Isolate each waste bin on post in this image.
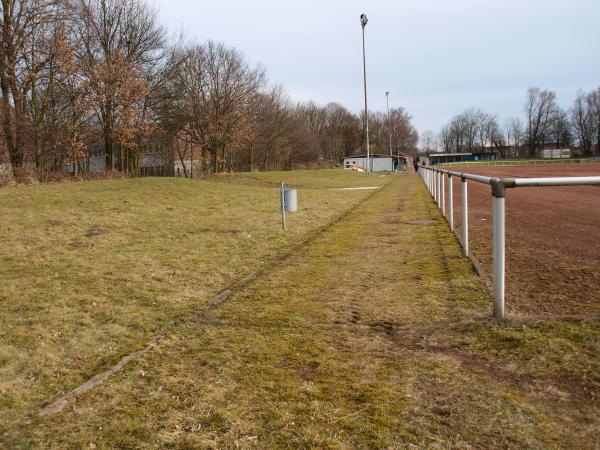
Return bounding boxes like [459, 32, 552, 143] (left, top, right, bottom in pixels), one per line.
[284, 189, 297, 212]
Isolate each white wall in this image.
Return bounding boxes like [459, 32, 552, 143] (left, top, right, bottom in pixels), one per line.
[343, 157, 394, 172]
[371, 158, 394, 172]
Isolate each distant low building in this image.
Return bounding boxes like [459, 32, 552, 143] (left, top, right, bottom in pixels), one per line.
[429, 152, 499, 165]
[538, 149, 572, 159]
[342, 154, 407, 172]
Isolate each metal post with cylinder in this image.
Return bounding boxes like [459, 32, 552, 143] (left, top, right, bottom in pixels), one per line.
[280, 181, 297, 230]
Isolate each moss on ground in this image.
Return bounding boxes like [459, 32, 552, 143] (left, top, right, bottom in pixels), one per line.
[3, 172, 598, 448]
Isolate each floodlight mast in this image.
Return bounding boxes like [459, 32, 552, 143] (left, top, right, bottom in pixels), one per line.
[361, 13, 370, 175]
[386, 91, 392, 157]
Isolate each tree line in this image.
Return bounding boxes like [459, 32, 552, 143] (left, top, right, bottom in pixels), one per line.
[0, 0, 419, 181]
[422, 87, 600, 158]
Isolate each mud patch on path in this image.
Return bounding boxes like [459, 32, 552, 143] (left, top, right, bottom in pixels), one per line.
[403, 219, 436, 225]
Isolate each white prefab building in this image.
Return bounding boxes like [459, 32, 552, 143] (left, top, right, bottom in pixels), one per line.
[539, 149, 571, 159]
[343, 154, 407, 172]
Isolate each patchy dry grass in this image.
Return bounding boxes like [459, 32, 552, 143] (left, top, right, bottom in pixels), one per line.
[0, 171, 390, 436]
[4, 172, 598, 448]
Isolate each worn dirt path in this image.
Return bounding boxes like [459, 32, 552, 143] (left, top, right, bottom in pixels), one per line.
[7, 173, 599, 448]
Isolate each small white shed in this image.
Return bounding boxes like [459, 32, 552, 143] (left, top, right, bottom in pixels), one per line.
[342, 154, 406, 172]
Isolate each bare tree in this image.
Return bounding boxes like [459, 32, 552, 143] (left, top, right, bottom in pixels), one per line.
[1, 0, 61, 177]
[548, 106, 573, 150]
[52, 20, 97, 176]
[420, 129, 436, 156]
[296, 100, 327, 158]
[525, 87, 557, 157]
[462, 108, 479, 150]
[323, 102, 356, 162]
[476, 111, 502, 150]
[76, 0, 166, 171]
[571, 90, 595, 156]
[21, 0, 69, 173]
[439, 124, 452, 153]
[504, 117, 524, 158]
[587, 88, 600, 156]
[385, 107, 418, 156]
[256, 85, 292, 171]
[200, 41, 265, 173]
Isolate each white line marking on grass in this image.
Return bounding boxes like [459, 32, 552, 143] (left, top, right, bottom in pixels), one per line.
[328, 186, 381, 191]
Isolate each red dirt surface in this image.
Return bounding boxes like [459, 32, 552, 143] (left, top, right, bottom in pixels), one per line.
[446, 163, 600, 317]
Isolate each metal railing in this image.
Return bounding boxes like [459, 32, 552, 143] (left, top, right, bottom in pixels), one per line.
[418, 165, 600, 319]
[439, 158, 597, 168]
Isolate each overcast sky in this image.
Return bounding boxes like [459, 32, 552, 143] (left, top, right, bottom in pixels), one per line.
[153, 0, 600, 138]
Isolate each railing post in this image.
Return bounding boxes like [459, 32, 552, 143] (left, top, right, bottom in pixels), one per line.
[429, 170, 432, 195]
[436, 171, 439, 200]
[427, 170, 430, 193]
[461, 176, 468, 257]
[492, 179, 506, 319]
[430, 170, 433, 196]
[433, 170, 437, 201]
[441, 172, 445, 215]
[429, 169, 435, 198]
[438, 171, 442, 209]
[448, 174, 454, 231]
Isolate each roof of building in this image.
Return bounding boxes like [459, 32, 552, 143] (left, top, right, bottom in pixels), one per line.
[430, 153, 472, 157]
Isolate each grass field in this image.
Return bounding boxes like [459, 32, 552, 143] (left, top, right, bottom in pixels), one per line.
[1, 170, 599, 448]
[0, 170, 392, 437]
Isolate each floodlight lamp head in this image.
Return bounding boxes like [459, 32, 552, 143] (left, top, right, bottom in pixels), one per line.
[360, 14, 368, 28]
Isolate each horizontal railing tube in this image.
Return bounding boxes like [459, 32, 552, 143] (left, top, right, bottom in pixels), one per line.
[513, 176, 600, 187]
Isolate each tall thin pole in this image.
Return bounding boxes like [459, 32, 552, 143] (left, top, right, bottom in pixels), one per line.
[361, 15, 370, 175]
[386, 91, 392, 156]
[280, 181, 287, 231]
